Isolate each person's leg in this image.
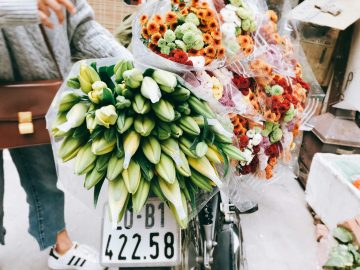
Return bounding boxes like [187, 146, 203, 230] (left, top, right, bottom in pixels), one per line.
[9, 144, 71, 252]
[0, 150, 6, 245]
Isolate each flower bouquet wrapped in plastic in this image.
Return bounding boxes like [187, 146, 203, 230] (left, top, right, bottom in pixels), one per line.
[132, 0, 226, 73]
[47, 58, 249, 228]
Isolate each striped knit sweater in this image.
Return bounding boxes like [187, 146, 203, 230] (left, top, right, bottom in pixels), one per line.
[0, 0, 133, 82]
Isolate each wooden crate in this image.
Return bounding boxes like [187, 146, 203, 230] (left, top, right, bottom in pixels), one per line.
[88, 0, 139, 32]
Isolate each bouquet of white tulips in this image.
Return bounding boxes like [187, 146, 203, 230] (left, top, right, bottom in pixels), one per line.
[48, 59, 246, 228]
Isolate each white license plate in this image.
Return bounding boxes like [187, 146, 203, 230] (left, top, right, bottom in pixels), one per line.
[101, 198, 181, 267]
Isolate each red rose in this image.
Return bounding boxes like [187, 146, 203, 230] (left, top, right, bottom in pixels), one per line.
[241, 88, 250, 96]
[240, 165, 251, 175]
[239, 135, 249, 148]
[249, 155, 259, 173]
[253, 145, 261, 154]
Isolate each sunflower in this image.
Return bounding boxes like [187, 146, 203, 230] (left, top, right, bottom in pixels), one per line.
[165, 11, 178, 24]
[203, 33, 213, 44]
[217, 47, 225, 58]
[141, 27, 150, 39]
[205, 46, 216, 58]
[152, 14, 163, 23]
[151, 33, 162, 45]
[147, 21, 160, 35]
[159, 23, 167, 35]
[140, 14, 148, 25]
[211, 31, 221, 40]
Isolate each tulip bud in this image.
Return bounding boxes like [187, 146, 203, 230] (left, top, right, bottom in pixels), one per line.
[58, 92, 81, 112]
[95, 105, 118, 128]
[141, 77, 162, 103]
[152, 70, 177, 92]
[74, 143, 97, 175]
[117, 113, 134, 134]
[92, 81, 107, 92]
[58, 136, 83, 162]
[115, 96, 131, 110]
[92, 131, 117, 155]
[152, 99, 175, 122]
[86, 114, 97, 133]
[123, 68, 143, 89]
[57, 103, 89, 133]
[51, 113, 67, 138]
[133, 94, 151, 114]
[134, 115, 155, 137]
[79, 63, 100, 94]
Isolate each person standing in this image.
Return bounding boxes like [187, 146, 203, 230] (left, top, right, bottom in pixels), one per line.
[0, 0, 132, 269]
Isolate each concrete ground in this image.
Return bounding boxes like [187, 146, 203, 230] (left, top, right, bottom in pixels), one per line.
[0, 150, 319, 270]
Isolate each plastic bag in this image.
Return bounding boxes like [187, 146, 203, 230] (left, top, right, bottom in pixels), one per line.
[132, 0, 226, 74]
[46, 57, 235, 223]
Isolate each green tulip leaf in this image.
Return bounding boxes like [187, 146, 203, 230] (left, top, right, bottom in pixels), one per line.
[93, 178, 105, 208]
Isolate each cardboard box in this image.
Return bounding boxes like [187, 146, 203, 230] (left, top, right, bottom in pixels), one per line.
[306, 153, 360, 229]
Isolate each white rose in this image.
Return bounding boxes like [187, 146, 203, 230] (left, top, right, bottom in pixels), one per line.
[251, 133, 262, 146]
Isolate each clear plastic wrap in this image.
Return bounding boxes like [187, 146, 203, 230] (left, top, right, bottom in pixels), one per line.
[46, 57, 238, 224]
[131, 0, 226, 74]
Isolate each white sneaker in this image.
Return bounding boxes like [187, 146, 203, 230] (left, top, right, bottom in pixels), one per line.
[48, 242, 104, 270]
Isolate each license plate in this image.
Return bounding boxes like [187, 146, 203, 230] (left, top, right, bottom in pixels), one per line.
[101, 198, 181, 267]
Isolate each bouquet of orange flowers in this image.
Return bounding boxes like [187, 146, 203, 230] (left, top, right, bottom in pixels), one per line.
[135, 0, 225, 70]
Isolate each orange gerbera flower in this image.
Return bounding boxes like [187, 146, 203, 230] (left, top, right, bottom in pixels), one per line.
[205, 56, 213, 65]
[140, 14, 148, 25]
[195, 48, 206, 57]
[147, 21, 160, 35]
[165, 11, 178, 24]
[179, 2, 186, 9]
[242, 46, 253, 56]
[199, 23, 210, 32]
[203, 33, 213, 44]
[181, 8, 189, 16]
[159, 23, 167, 35]
[212, 38, 222, 48]
[211, 31, 221, 40]
[172, 0, 180, 4]
[169, 22, 178, 30]
[197, 10, 206, 19]
[191, 0, 200, 7]
[200, 2, 209, 8]
[151, 33, 162, 45]
[267, 10, 278, 23]
[205, 9, 214, 19]
[205, 46, 216, 58]
[141, 27, 150, 39]
[148, 43, 157, 51]
[217, 47, 225, 58]
[152, 14, 163, 23]
[208, 20, 218, 31]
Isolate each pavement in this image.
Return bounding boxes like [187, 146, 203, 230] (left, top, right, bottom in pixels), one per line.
[0, 150, 319, 270]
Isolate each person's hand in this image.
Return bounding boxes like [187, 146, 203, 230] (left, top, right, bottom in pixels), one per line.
[38, 0, 76, 29]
